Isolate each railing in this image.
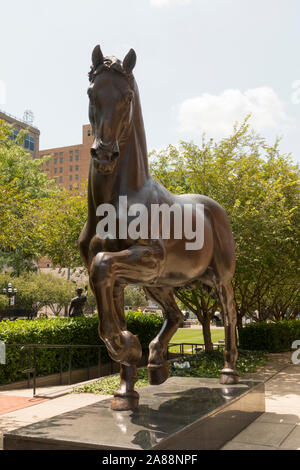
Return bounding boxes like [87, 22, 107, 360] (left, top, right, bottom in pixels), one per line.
[167, 342, 224, 358]
[19, 344, 105, 397]
[2, 341, 225, 397]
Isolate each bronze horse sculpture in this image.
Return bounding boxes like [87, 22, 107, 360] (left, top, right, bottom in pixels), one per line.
[78, 45, 238, 411]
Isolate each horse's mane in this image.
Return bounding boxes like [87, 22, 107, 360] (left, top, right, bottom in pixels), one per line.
[88, 56, 134, 86]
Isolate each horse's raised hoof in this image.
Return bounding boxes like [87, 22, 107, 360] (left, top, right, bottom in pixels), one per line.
[220, 368, 239, 385]
[148, 362, 169, 385]
[104, 331, 142, 366]
[111, 391, 139, 411]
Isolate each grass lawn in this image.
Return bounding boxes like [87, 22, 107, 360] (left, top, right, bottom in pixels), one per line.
[170, 328, 225, 345]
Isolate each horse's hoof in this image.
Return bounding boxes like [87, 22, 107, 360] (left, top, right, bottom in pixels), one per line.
[148, 362, 169, 385]
[220, 368, 239, 385]
[105, 331, 142, 366]
[111, 392, 139, 411]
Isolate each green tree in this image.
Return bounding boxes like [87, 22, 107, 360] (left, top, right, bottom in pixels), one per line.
[150, 119, 299, 347]
[0, 272, 75, 316]
[124, 286, 147, 309]
[0, 120, 59, 274]
[0, 295, 7, 311]
[38, 184, 87, 268]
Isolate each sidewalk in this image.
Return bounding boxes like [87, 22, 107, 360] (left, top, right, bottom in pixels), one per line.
[222, 353, 300, 450]
[0, 392, 109, 450]
[0, 352, 299, 450]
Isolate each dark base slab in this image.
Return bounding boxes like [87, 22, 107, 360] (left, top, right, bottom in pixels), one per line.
[3, 377, 265, 450]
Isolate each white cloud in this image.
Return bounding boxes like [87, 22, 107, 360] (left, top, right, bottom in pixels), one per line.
[177, 87, 293, 136]
[150, 0, 191, 8]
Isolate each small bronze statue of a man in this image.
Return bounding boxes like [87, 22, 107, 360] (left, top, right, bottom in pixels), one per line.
[69, 286, 88, 317]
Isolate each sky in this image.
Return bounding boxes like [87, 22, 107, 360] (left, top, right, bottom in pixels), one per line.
[1, 0, 300, 163]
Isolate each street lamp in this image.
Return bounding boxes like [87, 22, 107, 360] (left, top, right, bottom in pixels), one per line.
[3, 283, 18, 307]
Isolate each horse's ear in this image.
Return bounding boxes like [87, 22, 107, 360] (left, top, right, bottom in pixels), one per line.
[92, 45, 104, 69]
[123, 49, 136, 74]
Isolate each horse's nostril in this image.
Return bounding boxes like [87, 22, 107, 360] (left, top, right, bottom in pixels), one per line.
[91, 148, 97, 158]
[111, 152, 119, 161]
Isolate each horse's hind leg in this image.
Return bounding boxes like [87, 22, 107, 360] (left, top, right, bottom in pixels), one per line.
[216, 280, 239, 384]
[144, 287, 183, 385]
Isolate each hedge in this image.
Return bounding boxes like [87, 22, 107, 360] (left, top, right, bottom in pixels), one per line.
[239, 319, 300, 353]
[0, 311, 163, 385]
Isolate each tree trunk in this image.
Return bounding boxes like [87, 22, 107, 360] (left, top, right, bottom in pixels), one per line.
[202, 312, 214, 351]
[237, 314, 243, 331]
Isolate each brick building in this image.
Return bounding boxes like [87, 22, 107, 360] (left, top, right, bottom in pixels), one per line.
[39, 124, 93, 190]
[0, 109, 40, 159]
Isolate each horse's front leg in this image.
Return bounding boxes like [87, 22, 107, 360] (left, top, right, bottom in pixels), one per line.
[78, 221, 95, 270]
[111, 285, 139, 411]
[89, 243, 164, 410]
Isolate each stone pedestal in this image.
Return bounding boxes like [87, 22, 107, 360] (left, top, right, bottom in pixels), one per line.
[3, 377, 265, 450]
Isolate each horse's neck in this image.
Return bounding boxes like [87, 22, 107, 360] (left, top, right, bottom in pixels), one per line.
[119, 106, 149, 194]
[91, 88, 149, 208]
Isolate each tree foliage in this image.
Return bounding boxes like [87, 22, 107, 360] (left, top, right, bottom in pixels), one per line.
[0, 120, 88, 271]
[38, 185, 87, 268]
[0, 272, 75, 316]
[0, 120, 59, 274]
[150, 119, 300, 336]
[124, 286, 147, 309]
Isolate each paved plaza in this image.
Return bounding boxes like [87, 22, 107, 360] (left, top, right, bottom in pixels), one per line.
[222, 359, 300, 450]
[0, 352, 298, 450]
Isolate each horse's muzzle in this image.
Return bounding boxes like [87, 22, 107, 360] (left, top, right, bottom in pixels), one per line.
[91, 141, 120, 174]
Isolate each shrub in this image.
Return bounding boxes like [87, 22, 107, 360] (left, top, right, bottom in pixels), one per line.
[74, 350, 267, 395]
[239, 320, 300, 352]
[124, 310, 164, 346]
[0, 312, 163, 385]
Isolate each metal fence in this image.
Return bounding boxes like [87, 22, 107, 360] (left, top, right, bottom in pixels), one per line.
[3, 341, 225, 397]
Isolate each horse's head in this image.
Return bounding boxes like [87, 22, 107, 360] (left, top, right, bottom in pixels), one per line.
[88, 45, 136, 175]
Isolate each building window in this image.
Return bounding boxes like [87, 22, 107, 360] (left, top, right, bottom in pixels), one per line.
[75, 155, 79, 161]
[54, 158, 57, 164]
[59, 176, 63, 182]
[54, 178, 57, 183]
[46, 160, 49, 166]
[70, 155, 73, 162]
[69, 175, 72, 181]
[88, 129, 91, 136]
[70, 166, 72, 172]
[24, 136, 35, 152]
[70, 185, 73, 190]
[60, 167, 63, 173]
[54, 168, 57, 174]
[13, 129, 19, 140]
[75, 149, 79, 153]
[60, 157, 63, 163]
[75, 165, 79, 171]
[60, 152, 63, 156]
[75, 174, 79, 180]
[54, 153, 58, 156]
